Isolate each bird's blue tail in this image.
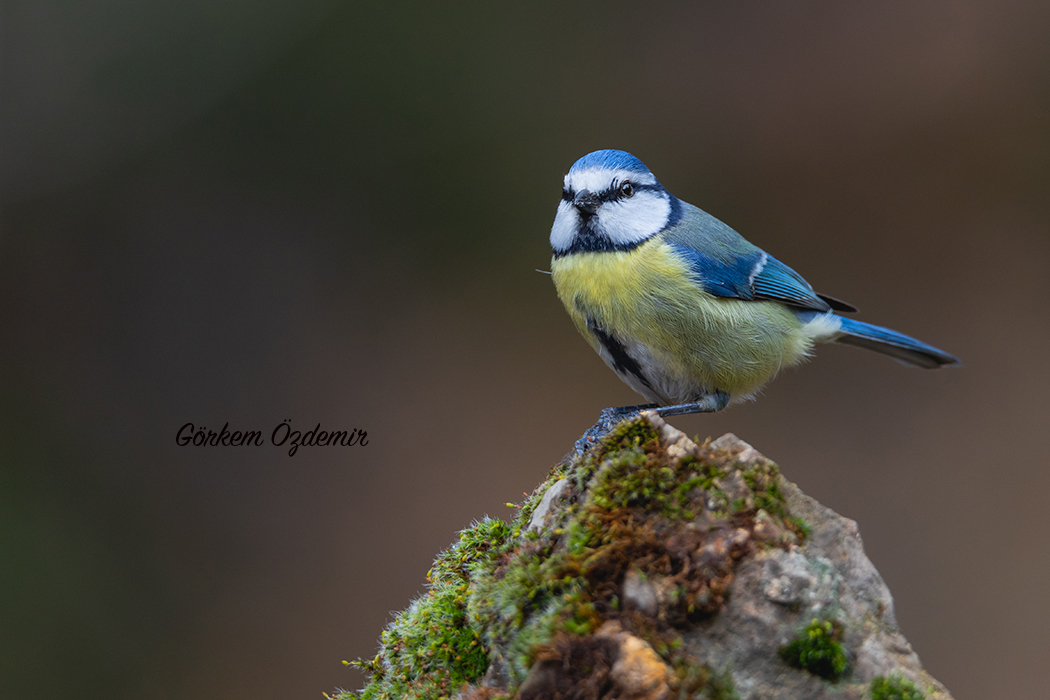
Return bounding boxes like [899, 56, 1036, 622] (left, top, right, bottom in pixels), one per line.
[834, 316, 959, 369]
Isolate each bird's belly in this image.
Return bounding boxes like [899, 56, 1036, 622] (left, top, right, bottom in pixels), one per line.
[589, 330, 699, 405]
[551, 243, 812, 403]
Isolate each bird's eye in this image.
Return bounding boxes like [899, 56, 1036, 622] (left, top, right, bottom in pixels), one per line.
[619, 181, 634, 198]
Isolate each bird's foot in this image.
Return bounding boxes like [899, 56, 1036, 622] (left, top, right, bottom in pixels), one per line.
[573, 392, 730, 456]
[574, 403, 657, 455]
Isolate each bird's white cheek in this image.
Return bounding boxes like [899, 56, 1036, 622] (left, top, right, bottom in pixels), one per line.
[599, 194, 670, 247]
[549, 201, 578, 252]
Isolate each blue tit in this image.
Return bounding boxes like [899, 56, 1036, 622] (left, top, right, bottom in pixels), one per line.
[549, 149, 958, 439]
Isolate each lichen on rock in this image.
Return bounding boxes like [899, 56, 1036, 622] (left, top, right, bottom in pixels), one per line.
[338, 413, 954, 700]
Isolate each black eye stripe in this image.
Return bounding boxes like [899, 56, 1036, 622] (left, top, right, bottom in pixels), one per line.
[598, 182, 660, 202]
[561, 182, 662, 204]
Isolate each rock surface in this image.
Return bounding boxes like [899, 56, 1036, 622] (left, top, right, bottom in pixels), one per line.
[677, 432, 950, 699]
[346, 414, 953, 700]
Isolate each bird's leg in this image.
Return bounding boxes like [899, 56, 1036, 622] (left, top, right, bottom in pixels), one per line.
[654, 391, 729, 417]
[573, 392, 730, 455]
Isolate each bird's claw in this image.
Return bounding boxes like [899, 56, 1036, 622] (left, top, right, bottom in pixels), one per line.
[573, 405, 655, 455]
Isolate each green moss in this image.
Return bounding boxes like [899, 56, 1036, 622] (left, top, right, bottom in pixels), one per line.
[571, 417, 662, 492]
[469, 416, 805, 689]
[778, 618, 848, 681]
[670, 657, 739, 700]
[352, 584, 488, 699]
[787, 516, 812, 541]
[604, 417, 662, 452]
[349, 518, 511, 700]
[741, 463, 784, 515]
[704, 666, 741, 700]
[428, 517, 512, 585]
[511, 468, 570, 539]
[672, 658, 711, 696]
[347, 415, 808, 699]
[870, 673, 925, 700]
[588, 440, 726, 521]
[468, 536, 597, 684]
[738, 460, 811, 542]
[591, 447, 670, 511]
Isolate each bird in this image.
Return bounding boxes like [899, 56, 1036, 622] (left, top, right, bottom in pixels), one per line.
[548, 149, 959, 449]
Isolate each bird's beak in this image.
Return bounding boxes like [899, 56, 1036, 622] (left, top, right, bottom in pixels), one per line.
[573, 190, 599, 216]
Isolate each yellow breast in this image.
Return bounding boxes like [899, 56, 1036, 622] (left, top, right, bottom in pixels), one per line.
[550, 238, 813, 401]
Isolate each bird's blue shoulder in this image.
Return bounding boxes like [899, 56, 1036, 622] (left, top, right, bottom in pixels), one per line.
[662, 203, 832, 312]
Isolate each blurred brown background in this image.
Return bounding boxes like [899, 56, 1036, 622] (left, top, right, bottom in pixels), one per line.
[1, 2, 1048, 699]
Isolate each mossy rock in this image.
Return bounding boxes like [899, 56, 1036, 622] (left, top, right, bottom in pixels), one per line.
[336, 414, 954, 700]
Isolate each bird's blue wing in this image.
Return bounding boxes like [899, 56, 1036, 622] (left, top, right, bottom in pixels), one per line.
[751, 256, 831, 311]
[666, 243, 762, 300]
[664, 202, 834, 313]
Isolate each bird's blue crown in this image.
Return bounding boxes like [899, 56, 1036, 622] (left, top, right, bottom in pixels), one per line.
[569, 149, 651, 175]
